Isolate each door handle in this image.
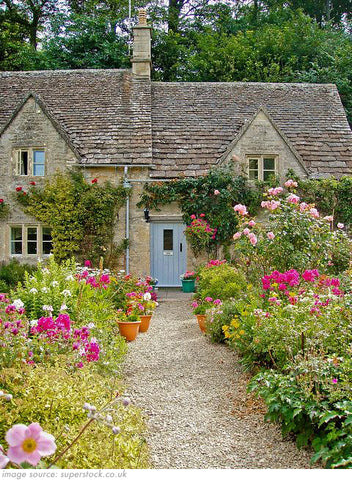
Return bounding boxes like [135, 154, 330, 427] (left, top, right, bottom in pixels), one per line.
[180, 243, 183, 252]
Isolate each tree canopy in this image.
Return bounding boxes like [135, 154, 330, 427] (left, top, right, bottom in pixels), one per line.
[1, 0, 352, 122]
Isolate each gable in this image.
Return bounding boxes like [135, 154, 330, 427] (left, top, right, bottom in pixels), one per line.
[219, 108, 308, 178]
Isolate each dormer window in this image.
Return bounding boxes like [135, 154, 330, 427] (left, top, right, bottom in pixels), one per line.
[15, 148, 45, 176]
[247, 155, 277, 181]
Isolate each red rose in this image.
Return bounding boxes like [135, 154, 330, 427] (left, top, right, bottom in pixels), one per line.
[16, 186, 22, 192]
[30, 181, 36, 186]
[0, 199, 3, 203]
[92, 178, 98, 184]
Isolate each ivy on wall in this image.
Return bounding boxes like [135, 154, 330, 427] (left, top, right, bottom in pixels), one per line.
[0, 199, 10, 220]
[15, 171, 129, 265]
[137, 163, 262, 248]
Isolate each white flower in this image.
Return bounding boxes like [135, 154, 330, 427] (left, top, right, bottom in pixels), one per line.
[29, 288, 38, 294]
[61, 289, 71, 297]
[143, 292, 151, 301]
[51, 281, 59, 287]
[60, 304, 68, 311]
[41, 287, 48, 293]
[112, 426, 120, 435]
[42, 305, 54, 312]
[42, 268, 50, 274]
[88, 322, 95, 329]
[0, 391, 3, 397]
[12, 299, 24, 310]
[65, 275, 74, 281]
[30, 320, 38, 327]
[106, 415, 113, 423]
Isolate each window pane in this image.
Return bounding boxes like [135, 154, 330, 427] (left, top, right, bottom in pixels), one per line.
[249, 158, 258, 170]
[42, 227, 53, 255]
[10, 227, 22, 255]
[249, 169, 258, 180]
[264, 158, 275, 170]
[33, 164, 45, 176]
[163, 229, 173, 250]
[33, 150, 45, 176]
[27, 242, 37, 254]
[19, 151, 28, 175]
[27, 227, 37, 241]
[263, 170, 276, 182]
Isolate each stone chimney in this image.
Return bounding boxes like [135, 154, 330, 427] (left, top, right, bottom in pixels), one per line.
[131, 9, 152, 79]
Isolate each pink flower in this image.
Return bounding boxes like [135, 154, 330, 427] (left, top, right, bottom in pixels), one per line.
[0, 446, 9, 469]
[199, 213, 205, 217]
[249, 235, 257, 246]
[268, 187, 283, 196]
[190, 214, 196, 220]
[213, 299, 222, 305]
[248, 220, 256, 227]
[287, 194, 300, 204]
[233, 204, 248, 216]
[337, 223, 344, 229]
[214, 190, 220, 195]
[243, 228, 250, 236]
[6, 423, 56, 466]
[205, 297, 213, 302]
[299, 202, 308, 212]
[284, 179, 298, 188]
[323, 216, 333, 222]
[233, 232, 241, 240]
[84, 260, 92, 267]
[267, 231, 275, 240]
[332, 378, 338, 384]
[309, 208, 319, 219]
[0, 199, 3, 204]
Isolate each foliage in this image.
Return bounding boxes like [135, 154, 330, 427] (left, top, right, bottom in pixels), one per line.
[184, 214, 217, 256]
[0, 363, 149, 469]
[249, 355, 352, 468]
[205, 300, 242, 344]
[0, 199, 9, 220]
[138, 166, 261, 248]
[15, 171, 128, 265]
[232, 183, 352, 277]
[296, 176, 352, 229]
[0, 259, 36, 293]
[195, 262, 248, 303]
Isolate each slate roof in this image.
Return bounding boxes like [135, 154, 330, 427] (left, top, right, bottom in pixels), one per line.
[0, 70, 153, 165]
[0, 71, 351, 178]
[151, 82, 352, 178]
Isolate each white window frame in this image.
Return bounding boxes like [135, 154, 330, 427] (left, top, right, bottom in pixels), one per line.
[9, 225, 52, 257]
[15, 148, 46, 177]
[247, 155, 277, 181]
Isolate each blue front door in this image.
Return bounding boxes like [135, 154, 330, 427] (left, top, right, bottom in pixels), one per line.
[150, 222, 187, 287]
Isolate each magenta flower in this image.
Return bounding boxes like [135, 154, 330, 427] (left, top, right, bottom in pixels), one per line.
[204, 297, 213, 302]
[84, 260, 92, 267]
[6, 423, 56, 466]
[332, 378, 338, 384]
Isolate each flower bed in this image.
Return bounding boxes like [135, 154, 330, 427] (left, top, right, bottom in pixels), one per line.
[195, 181, 352, 468]
[0, 258, 153, 469]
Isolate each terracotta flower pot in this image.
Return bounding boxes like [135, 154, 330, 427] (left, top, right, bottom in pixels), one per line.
[117, 320, 141, 341]
[139, 314, 152, 333]
[196, 314, 207, 333]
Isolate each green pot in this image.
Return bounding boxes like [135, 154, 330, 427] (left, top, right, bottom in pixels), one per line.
[181, 279, 195, 293]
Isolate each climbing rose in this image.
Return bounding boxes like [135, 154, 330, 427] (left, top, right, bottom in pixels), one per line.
[233, 232, 241, 240]
[15, 186, 22, 192]
[29, 181, 36, 186]
[323, 216, 333, 222]
[91, 178, 98, 184]
[233, 204, 248, 216]
[267, 232, 275, 240]
[6, 423, 56, 466]
[284, 179, 298, 188]
[243, 228, 250, 236]
[337, 223, 344, 229]
[287, 194, 300, 204]
[309, 208, 319, 219]
[249, 235, 257, 246]
[0, 199, 3, 204]
[248, 220, 256, 227]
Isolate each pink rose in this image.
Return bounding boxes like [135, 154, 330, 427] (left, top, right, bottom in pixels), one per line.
[243, 228, 250, 236]
[267, 231, 275, 240]
[233, 204, 248, 216]
[214, 190, 220, 195]
[248, 220, 256, 227]
[249, 235, 257, 246]
[287, 194, 300, 204]
[233, 232, 242, 240]
[337, 223, 344, 229]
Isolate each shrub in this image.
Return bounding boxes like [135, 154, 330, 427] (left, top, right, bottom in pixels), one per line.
[0, 260, 36, 293]
[196, 263, 247, 302]
[0, 363, 149, 469]
[206, 300, 240, 343]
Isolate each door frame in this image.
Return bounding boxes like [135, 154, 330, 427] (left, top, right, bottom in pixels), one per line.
[150, 218, 187, 287]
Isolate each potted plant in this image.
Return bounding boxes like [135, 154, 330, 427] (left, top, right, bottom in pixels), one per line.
[192, 297, 222, 333]
[180, 271, 197, 293]
[137, 292, 157, 333]
[116, 309, 141, 342]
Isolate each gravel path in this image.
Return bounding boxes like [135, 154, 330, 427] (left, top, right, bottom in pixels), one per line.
[123, 289, 315, 469]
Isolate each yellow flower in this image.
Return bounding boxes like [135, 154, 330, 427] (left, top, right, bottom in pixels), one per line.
[272, 283, 278, 288]
[222, 325, 229, 332]
[239, 330, 245, 335]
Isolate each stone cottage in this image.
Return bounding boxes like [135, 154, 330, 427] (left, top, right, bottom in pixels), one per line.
[0, 11, 351, 286]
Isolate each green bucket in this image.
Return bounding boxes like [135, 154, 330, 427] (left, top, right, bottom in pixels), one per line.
[181, 279, 195, 293]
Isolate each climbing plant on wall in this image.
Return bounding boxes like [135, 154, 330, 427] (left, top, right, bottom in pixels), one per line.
[15, 171, 129, 265]
[0, 199, 10, 220]
[138, 163, 262, 251]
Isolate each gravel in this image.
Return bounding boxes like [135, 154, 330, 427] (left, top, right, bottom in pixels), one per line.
[123, 289, 316, 469]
